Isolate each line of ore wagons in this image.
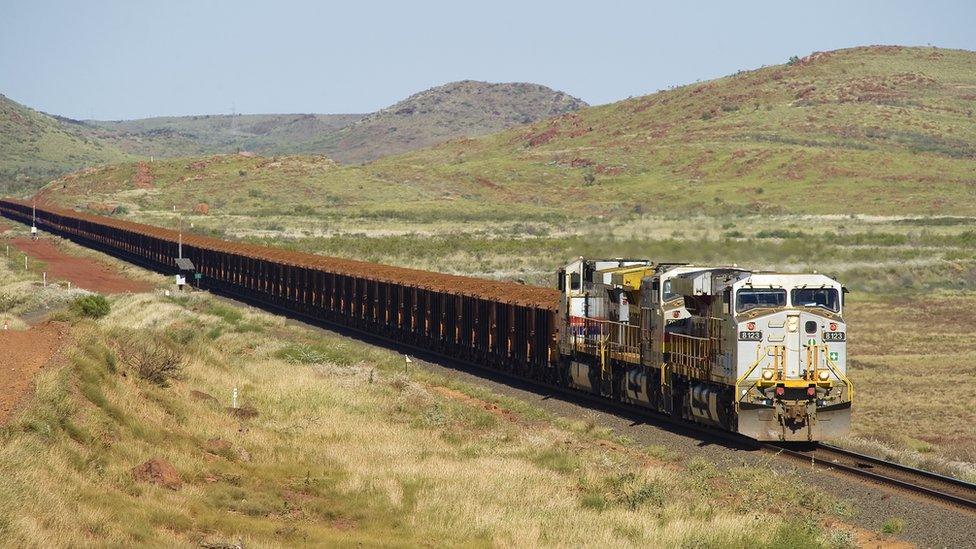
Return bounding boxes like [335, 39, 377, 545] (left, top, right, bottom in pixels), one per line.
[0, 199, 560, 375]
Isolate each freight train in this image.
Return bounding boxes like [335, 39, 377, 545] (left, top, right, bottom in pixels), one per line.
[0, 198, 852, 441]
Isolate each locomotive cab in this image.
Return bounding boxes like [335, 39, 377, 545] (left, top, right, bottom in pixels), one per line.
[731, 274, 853, 441]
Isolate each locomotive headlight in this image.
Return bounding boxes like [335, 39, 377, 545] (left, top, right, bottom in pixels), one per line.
[787, 317, 799, 333]
[818, 370, 830, 381]
[762, 370, 774, 380]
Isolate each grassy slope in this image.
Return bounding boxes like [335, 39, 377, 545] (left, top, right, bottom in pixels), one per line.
[0, 95, 131, 196]
[36, 46, 976, 219]
[370, 45, 976, 217]
[0, 233, 859, 547]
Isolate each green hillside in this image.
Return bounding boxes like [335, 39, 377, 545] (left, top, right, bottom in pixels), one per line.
[0, 94, 131, 196]
[366, 45, 976, 217]
[83, 113, 364, 158]
[39, 46, 976, 219]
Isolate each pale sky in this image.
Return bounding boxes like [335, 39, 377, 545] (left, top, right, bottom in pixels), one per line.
[1, 0, 974, 120]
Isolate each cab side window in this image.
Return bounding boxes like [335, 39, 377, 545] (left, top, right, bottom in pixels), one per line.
[570, 272, 581, 291]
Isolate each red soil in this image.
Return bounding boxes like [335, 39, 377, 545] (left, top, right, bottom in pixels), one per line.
[132, 161, 154, 189]
[132, 457, 182, 490]
[0, 322, 68, 424]
[9, 238, 153, 294]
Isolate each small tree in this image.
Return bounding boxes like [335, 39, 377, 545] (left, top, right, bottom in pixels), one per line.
[787, 55, 801, 66]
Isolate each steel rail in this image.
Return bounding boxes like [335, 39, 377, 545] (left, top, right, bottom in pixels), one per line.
[768, 443, 976, 511]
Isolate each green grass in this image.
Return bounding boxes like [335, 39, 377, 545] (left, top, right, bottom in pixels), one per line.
[881, 518, 905, 535]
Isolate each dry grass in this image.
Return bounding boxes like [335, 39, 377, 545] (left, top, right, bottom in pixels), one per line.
[0, 273, 856, 546]
[839, 292, 976, 481]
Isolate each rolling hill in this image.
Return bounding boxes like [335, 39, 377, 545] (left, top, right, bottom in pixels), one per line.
[82, 113, 365, 158]
[36, 46, 976, 218]
[71, 81, 586, 164]
[366, 45, 976, 217]
[1, 80, 585, 197]
[0, 94, 131, 195]
[308, 80, 588, 164]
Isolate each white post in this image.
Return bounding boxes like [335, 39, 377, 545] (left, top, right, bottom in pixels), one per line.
[232, 387, 238, 409]
[178, 211, 183, 259]
[24, 255, 27, 270]
[43, 272, 46, 287]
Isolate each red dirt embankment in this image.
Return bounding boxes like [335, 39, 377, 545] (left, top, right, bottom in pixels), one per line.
[0, 322, 68, 424]
[9, 238, 153, 294]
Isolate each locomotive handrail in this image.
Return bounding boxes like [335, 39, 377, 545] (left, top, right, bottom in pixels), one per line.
[821, 348, 855, 403]
[568, 316, 640, 366]
[733, 351, 768, 412]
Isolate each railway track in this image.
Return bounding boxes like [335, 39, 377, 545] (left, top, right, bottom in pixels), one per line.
[4, 200, 974, 517]
[769, 443, 976, 511]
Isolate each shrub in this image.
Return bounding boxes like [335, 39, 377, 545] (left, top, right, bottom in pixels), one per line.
[881, 518, 905, 535]
[787, 55, 801, 66]
[70, 294, 111, 319]
[121, 335, 186, 386]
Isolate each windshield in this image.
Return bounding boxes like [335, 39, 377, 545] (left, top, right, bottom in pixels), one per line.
[662, 279, 678, 302]
[736, 288, 787, 313]
[791, 288, 840, 312]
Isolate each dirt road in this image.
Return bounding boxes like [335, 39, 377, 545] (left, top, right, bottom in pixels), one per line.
[9, 238, 153, 294]
[0, 322, 68, 424]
